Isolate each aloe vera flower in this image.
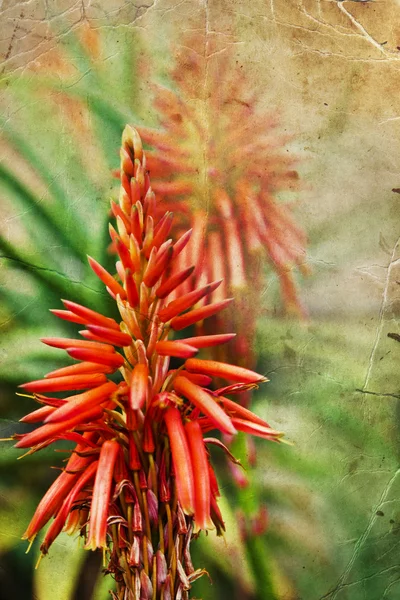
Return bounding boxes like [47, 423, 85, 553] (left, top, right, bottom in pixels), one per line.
[11, 126, 283, 599]
[138, 33, 307, 319]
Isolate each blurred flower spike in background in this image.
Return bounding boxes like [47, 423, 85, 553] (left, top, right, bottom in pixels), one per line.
[8, 126, 284, 599]
[138, 33, 308, 346]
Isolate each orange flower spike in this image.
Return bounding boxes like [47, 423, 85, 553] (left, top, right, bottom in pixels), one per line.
[44, 381, 117, 424]
[86, 439, 120, 550]
[164, 407, 195, 516]
[174, 376, 236, 436]
[129, 363, 149, 412]
[10, 125, 283, 596]
[184, 359, 268, 384]
[184, 420, 214, 531]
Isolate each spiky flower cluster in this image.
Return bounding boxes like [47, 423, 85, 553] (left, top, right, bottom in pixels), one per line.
[13, 126, 283, 599]
[138, 33, 307, 325]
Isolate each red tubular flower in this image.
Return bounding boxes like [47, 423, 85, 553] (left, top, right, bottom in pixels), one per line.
[20, 373, 107, 393]
[22, 434, 96, 541]
[184, 359, 268, 384]
[8, 126, 284, 599]
[86, 439, 119, 550]
[155, 341, 198, 358]
[14, 406, 104, 449]
[41, 460, 99, 554]
[174, 376, 236, 437]
[129, 363, 149, 411]
[184, 420, 214, 532]
[164, 407, 195, 516]
[44, 381, 118, 424]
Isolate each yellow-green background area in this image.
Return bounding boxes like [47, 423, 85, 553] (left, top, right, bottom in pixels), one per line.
[0, 1, 399, 599]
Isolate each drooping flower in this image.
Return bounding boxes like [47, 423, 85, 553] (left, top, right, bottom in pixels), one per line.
[10, 126, 283, 599]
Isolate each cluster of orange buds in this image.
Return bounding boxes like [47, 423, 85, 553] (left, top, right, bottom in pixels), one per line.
[12, 126, 283, 600]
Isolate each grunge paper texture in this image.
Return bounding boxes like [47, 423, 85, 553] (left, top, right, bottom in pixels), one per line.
[0, 2, 399, 599]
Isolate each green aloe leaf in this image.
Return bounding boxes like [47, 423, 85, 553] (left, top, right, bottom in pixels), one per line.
[34, 533, 86, 600]
[0, 118, 90, 244]
[0, 234, 100, 305]
[0, 163, 86, 262]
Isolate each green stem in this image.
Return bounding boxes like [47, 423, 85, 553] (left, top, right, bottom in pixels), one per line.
[233, 434, 278, 600]
[244, 534, 276, 600]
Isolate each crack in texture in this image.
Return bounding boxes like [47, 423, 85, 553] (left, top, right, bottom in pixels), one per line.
[321, 469, 400, 599]
[0, 0, 156, 75]
[361, 238, 400, 412]
[0, 254, 106, 295]
[2, 0, 399, 76]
